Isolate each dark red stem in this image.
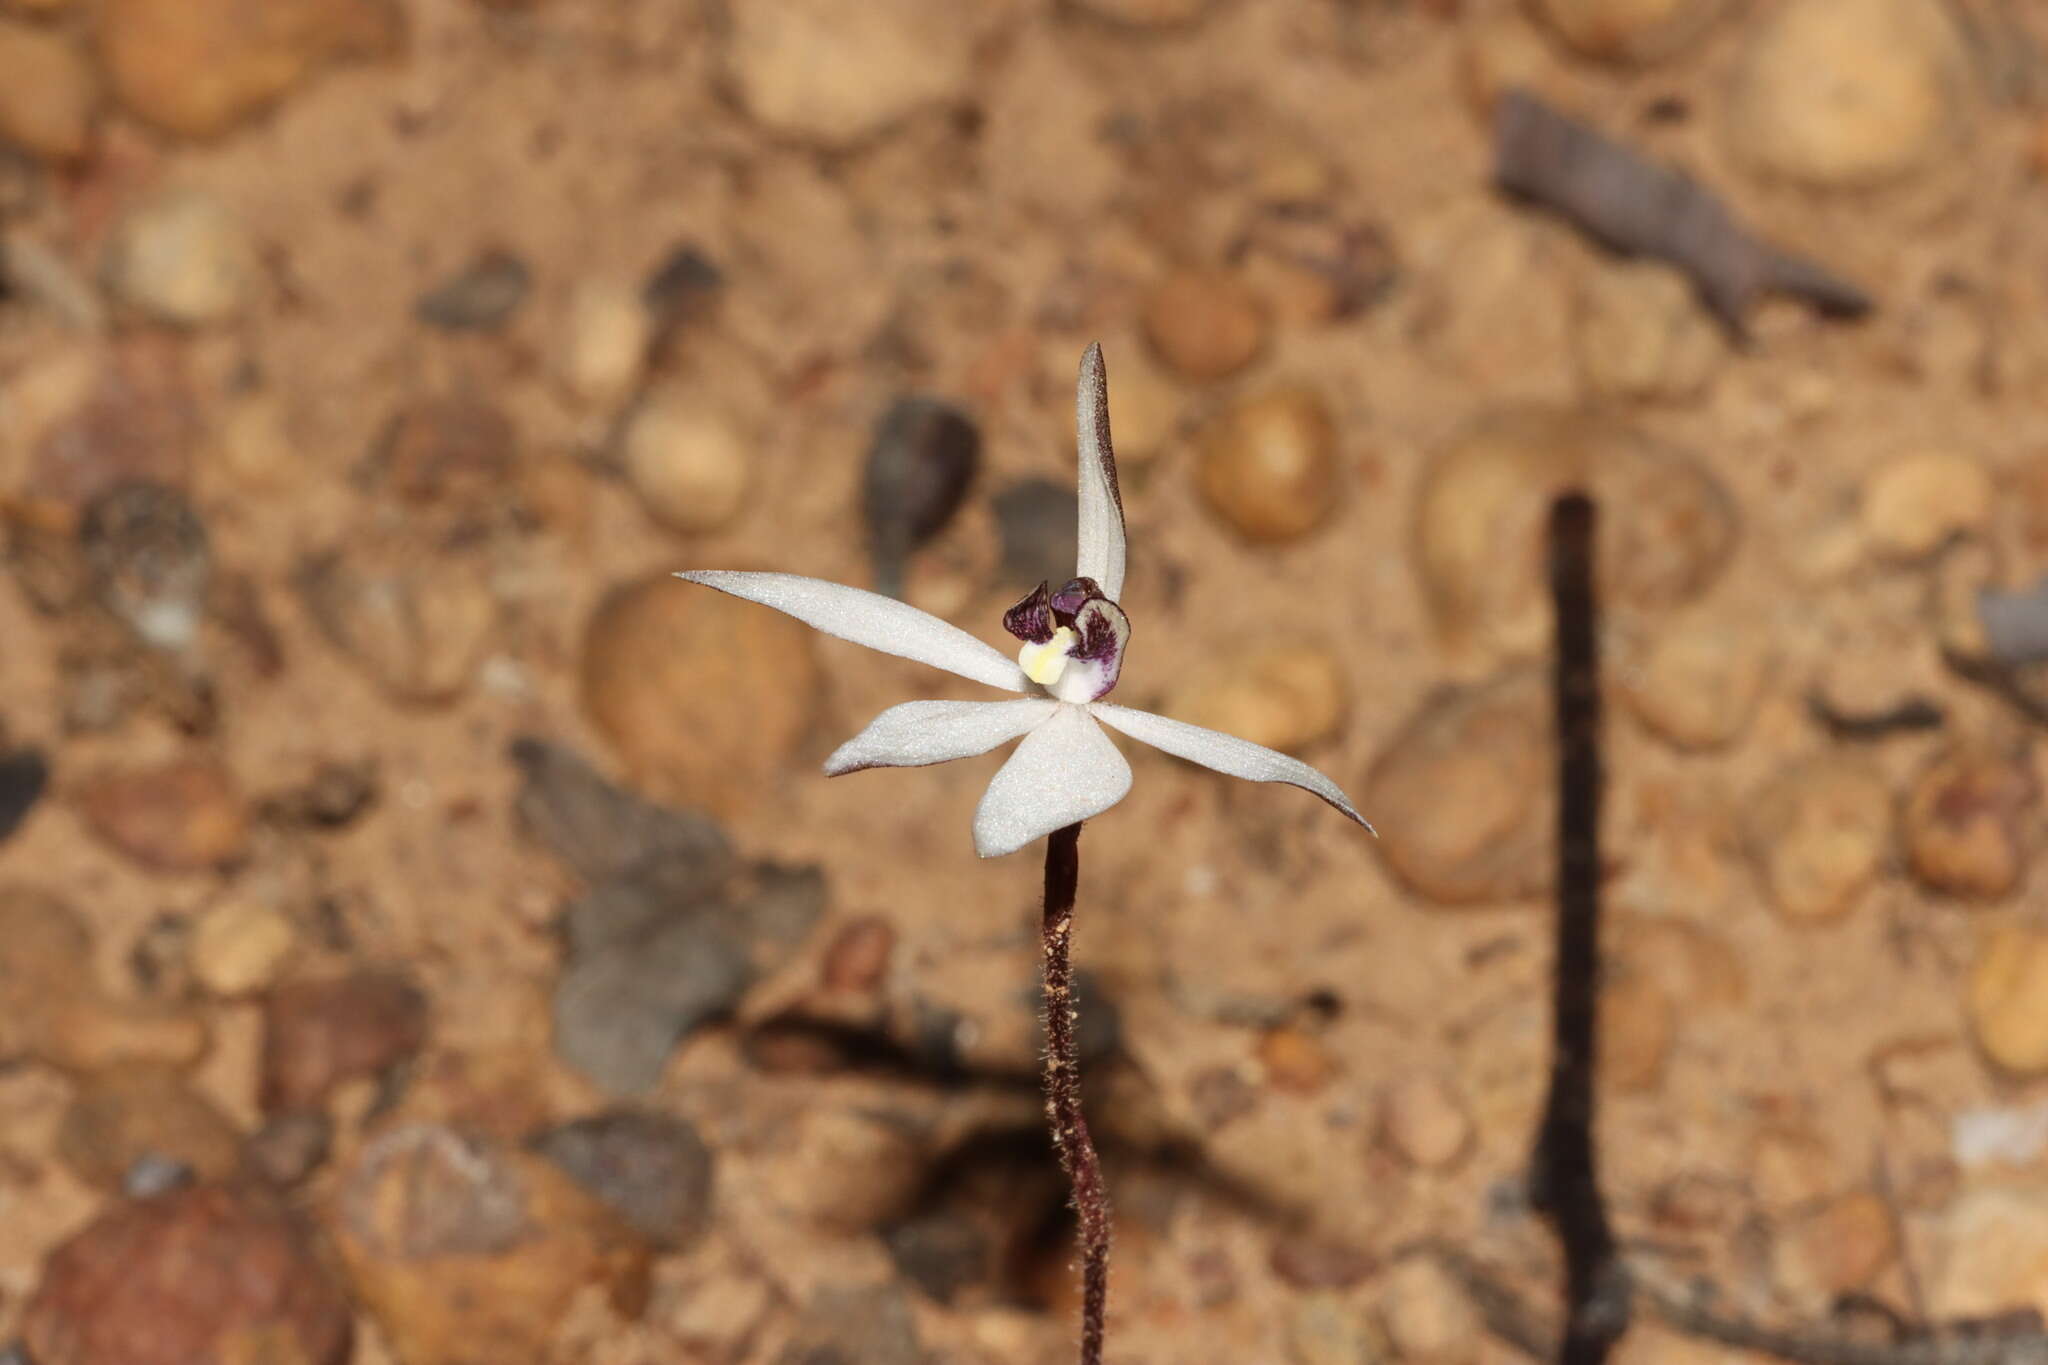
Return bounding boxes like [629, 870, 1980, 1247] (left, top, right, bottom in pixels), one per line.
[1042, 821, 1108, 1365]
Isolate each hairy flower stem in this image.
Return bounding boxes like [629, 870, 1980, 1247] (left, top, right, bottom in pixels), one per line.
[1042, 821, 1109, 1365]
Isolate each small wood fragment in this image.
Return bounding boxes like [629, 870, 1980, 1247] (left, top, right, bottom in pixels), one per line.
[1493, 90, 1872, 338]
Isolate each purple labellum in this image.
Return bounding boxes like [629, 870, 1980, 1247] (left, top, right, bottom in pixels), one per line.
[1070, 597, 1130, 700]
[1003, 581, 1056, 644]
[1051, 577, 1105, 620]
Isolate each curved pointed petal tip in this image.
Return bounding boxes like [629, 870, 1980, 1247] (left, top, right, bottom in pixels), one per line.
[1090, 703, 1375, 835]
[675, 570, 1030, 693]
[1074, 344, 1127, 602]
[824, 698, 1058, 776]
[973, 704, 1133, 857]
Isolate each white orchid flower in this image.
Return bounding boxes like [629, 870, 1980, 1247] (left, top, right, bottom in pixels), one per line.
[677, 343, 1373, 858]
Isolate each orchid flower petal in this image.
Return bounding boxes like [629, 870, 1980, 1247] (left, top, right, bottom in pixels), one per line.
[824, 698, 1059, 776]
[973, 704, 1133, 858]
[1074, 343, 1127, 602]
[1090, 702, 1375, 834]
[677, 571, 1030, 692]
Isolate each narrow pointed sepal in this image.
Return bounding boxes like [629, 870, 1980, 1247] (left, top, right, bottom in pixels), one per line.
[1074, 343, 1127, 602]
[1089, 702, 1374, 834]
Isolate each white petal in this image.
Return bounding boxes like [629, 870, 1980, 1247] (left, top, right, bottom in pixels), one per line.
[1074, 343, 1127, 602]
[824, 698, 1058, 776]
[973, 705, 1133, 858]
[1090, 703, 1375, 834]
[677, 571, 1029, 692]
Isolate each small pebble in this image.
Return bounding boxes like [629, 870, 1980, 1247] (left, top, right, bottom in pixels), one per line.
[1143, 268, 1269, 381]
[1531, 0, 1727, 63]
[510, 737, 732, 890]
[1613, 915, 1747, 1009]
[1364, 666, 1553, 904]
[559, 279, 650, 406]
[1774, 1191, 1897, 1302]
[1574, 261, 1723, 402]
[298, 543, 498, 705]
[552, 868, 753, 1094]
[531, 1109, 714, 1251]
[121, 1153, 195, 1198]
[190, 901, 296, 998]
[1187, 1065, 1260, 1130]
[55, 1062, 242, 1191]
[1269, 1235, 1377, 1291]
[1744, 758, 1892, 923]
[1285, 1294, 1381, 1365]
[260, 970, 428, 1113]
[335, 1124, 649, 1365]
[102, 188, 255, 327]
[1241, 217, 1398, 326]
[1381, 1073, 1473, 1170]
[414, 248, 530, 331]
[820, 916, 896, 992]
[1860, 451, 1993, 562]
[27, 343, 199, 515]
[991, 478, 1079, 590]
[97, 0, 402, 139]
[1600, 970, 1674, 1092]
[0, 888, 209, 1074]
[0, 20, 98, 162]
[1197, 386, 1340, 542]
[640, 242, 724, 333]
[762, 1107, 925, 1231]
[1932, 1185, 2048, 1321]
[1750, 1126, 1840, 1211]
[274, 758, 379, 829]
[517, 456, 598, 540]
[244, 1110, 334, 1187]
[621, 388, 753, 534]
[23, 1184, 353, 1365]
[211, 391, 295, 490]
[370, 396, 516, 505]
[1969, 924, 2048, 1076]
[722, 0, 976, 147]
[582, 573, 819, 816]
[1928, 538, 1999, 662]
[78, 755, 250, 872]
[1378, 1258, 1482, 1364]
[776, 1285, 923, 1365]
[1167, 643, 1346, 754]
[1620, 610, 1772, 750]
[862, 396, 979, 597]
[1257, 1027, 1336, 1096]
[1457, 15, 1558, 122]
[124, 911, 192, 997]
[884, 1207, 993, 1305]
[1902, 747, 2036, 900]
[1726, 0, 1969, 189]
[79, 480, 211, 652]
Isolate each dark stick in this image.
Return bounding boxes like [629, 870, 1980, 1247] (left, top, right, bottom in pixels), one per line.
[1530, 494, 1630, 1365]
[1493, 90, 1871, 338]
[1043, 821, 1109, 1365]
